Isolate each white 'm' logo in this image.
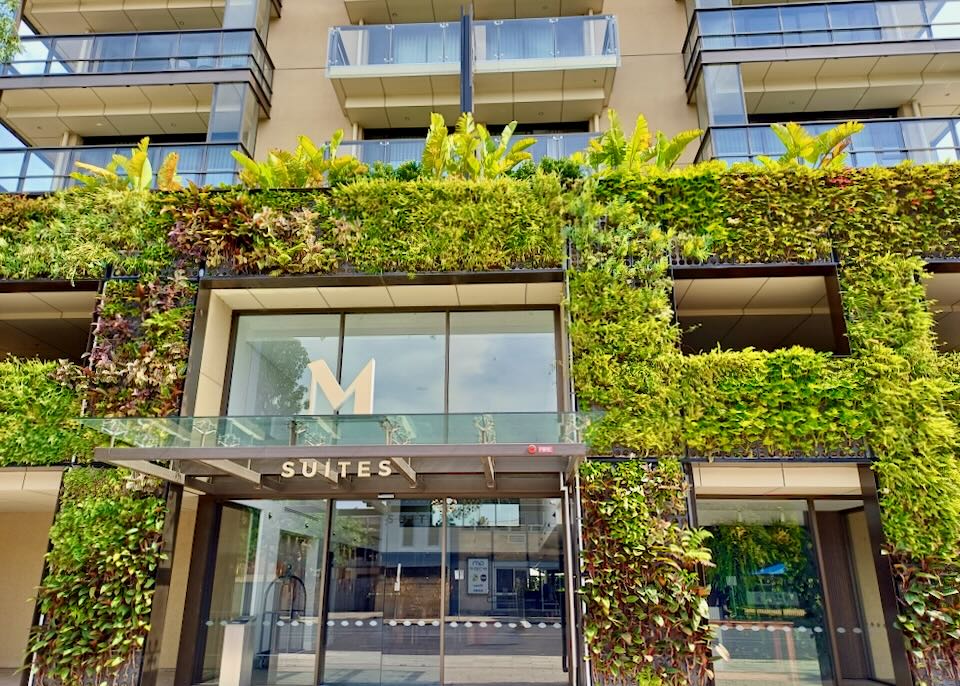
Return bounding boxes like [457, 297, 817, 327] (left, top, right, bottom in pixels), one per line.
[306, 359, 375, 414]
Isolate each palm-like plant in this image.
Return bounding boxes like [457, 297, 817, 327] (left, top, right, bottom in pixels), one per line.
[422, 113, 536, 179]
[231, 131, 367, 188]
[71, 137, 182, 191]
[757, 121, 864, 169]
[581, 109, 703, 173]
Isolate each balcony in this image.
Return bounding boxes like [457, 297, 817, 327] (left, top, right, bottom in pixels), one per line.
[1, 29, 274, 110]
[695, 117, 960, 167]
[0, 143, 242, 194]
[339, 132, 598, 166]
[327, 15, 619, 127]
[23, 0, 281, 35]
[684, 0, 960, 87]
[342, 0, 603, 24]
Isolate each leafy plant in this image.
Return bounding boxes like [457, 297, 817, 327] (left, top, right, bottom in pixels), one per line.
[580, 110, 702, 173]
[231, 131, 367, 188]
[71, 137, 182, 191]
[0, 359, 97, 466]
[27, 468, 166, 685]
[421, 113, 536, 179]
[0, 0, 21, 64]
[756, 121, 865, 169]
[580, 459, 714, 686]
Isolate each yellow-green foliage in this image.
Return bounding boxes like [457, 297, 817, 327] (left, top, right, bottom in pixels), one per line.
[573, 168, 960, 683]
[0, 359, 96, 466]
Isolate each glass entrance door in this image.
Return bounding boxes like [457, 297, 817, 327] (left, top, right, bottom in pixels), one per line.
[321, 500, 443, 686]
[196, 498, 568, 686]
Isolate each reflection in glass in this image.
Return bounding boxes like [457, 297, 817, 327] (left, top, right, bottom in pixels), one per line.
[448, 311, 558, 413]
[341, 313, 446, 414]
[444, 498, 566, 686]
[227, 314, 340, 416]
[198, 500, 328, 686]
[226, 310, 560, 419]
[699, 500, 833, 685]
[701, 64, 747, 126]
[323, 500, 442, 686]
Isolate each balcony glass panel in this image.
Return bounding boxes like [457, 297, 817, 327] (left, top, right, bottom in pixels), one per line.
[328, 23, 460, 68]
[688, 0, 960, 70]
[338, 133, 600, 168]
[733, 8, 781, 48]
[328, 16, 616, 71]
[780, 6, 830, 45]
[699, 118, 960, 168]
[1, 30, 273, 99]
[928, 0, 960, 37]
[0, 143, 243, 193]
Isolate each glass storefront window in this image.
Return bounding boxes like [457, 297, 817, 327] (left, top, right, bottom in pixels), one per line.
[698, 499, 834, 685]
[199, 500, 327, 686]
[448, 311, 558, 413]
[225, 310, 559, 417]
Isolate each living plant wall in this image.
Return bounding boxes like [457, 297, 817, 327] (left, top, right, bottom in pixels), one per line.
[571, 164, 960, 685]
[3, 136, 960, 684]
[0, 173, 568, 683]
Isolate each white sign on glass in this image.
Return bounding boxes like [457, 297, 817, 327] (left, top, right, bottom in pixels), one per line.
[467, 558, 489, 595]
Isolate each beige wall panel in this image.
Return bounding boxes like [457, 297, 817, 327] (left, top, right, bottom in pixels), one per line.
[266, 0, 349, 71]
[607, 54, 698, 139]
[0, 510, 56, 668]
[159, 501, 199, 670]
[256, 70, 350, 157]
[604, 0, 689, 58]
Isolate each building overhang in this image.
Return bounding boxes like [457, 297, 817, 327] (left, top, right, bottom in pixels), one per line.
[342, 0, 604, 24]
[81, 412, 591, 495]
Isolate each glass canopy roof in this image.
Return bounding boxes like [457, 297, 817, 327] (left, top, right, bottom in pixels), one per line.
[79, 412, 593, 450]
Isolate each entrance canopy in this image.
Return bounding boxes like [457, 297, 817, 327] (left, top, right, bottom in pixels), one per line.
[79, 412, 590, 495]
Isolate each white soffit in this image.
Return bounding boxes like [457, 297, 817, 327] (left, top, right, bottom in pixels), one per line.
[212, 281, 563, 310]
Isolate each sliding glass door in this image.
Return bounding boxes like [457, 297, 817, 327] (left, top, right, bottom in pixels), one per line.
[321, 499, 443, 686]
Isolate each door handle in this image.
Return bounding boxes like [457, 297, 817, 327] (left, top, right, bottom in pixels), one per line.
[394, 562, 402, 592]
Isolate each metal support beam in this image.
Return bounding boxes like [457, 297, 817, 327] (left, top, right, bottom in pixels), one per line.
[390, 457, 418, 487]
[482, 456, 496, 488]
[107, 459, 185, 485]
[198, 458, 263, 486]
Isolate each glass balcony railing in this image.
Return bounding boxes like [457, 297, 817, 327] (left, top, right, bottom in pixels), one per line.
[684, 1, 960, 77]
[327, 15, 618, 73]
[0, 143, 243, 193]
[2, 29, 274, 99]
[79, 413, 593, 450]
[339, 132, 599, 167]
[696, 118, 960, 167]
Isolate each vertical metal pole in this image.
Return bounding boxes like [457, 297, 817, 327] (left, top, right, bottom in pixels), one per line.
[459, 4, 473, 115]
[439, 499, 448, 685]
[560, 474, 577, 685]
[313, 499, 334, 686]
[809, 498, 843, 686]
[140, 483, 184, 686]
[573, 469, 591, 686]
